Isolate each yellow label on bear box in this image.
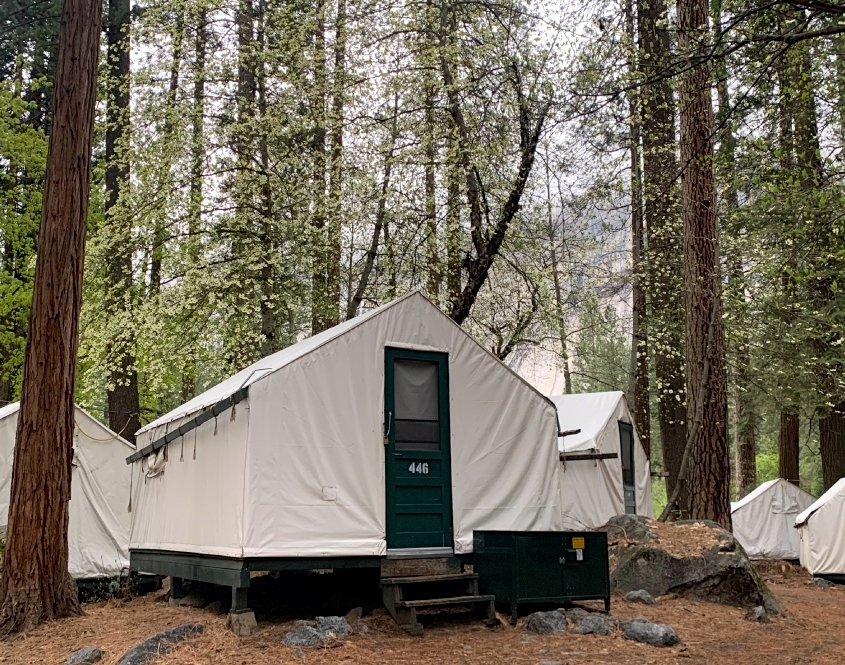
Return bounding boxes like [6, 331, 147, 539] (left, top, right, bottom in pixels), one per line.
[572, 537, 585, 549]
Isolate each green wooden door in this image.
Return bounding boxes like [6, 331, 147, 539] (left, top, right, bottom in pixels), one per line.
[384, 348, 453, 550]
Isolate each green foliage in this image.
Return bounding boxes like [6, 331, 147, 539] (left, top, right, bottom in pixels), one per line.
[0, 84, 49, 399]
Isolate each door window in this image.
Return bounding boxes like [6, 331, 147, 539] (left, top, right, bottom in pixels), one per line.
[393, 359, 440, 451]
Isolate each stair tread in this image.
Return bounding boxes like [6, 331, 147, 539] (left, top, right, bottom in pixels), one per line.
[395, 595, 495, 608]
[380, 572, 478, 586]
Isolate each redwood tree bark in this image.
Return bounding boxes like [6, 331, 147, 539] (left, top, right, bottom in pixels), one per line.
[678, 0, 731, 529]
[0, 0, 101, 633]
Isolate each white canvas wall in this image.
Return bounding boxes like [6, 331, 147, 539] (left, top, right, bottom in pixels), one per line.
[796, 478, 845, 575]
[551, 392, 653, 529]
[0, 403, 134, 579]
[130, 406, 249, 557]
[129, 293, 563, 558]
[730, 479, 815, 559]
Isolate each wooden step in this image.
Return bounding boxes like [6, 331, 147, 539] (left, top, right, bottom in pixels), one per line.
[380, 572, 478, 587]
[395, 594, 495, 609]
[381, 556, 461, 578]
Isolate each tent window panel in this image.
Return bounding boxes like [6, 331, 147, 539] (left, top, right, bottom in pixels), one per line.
[620, 426, 635, 487]
[394, 359, 440, 452]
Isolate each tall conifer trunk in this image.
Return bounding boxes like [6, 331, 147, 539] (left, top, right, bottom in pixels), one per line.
[638, 0, 686, 509]
[0, 0, 101, 632]
[678, 0, 730, 528]
[104, 0, 140, 442]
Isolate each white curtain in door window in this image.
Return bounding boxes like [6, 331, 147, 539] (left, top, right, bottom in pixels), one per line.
[394, 360, 438, 420]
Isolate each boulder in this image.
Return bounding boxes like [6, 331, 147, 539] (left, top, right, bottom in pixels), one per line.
[609, 517, 783, 615]
[625, 589, 656, 605]
[621, 618, 680, 647]
[745, 606, 769, 623]
[602, 514, 658, 543]
[814, 577, 834, 588]
[525, 610, 568, 634]
[315, 615, 350, 638]
[282, 625, 326, 647]
[66, 647, 103, 665]
[117, 624, 204, 665]
[571, 614, 614, 636]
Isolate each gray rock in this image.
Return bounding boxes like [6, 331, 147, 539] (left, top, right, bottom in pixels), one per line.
[66, 647, 103, 665]
[564, 607, 591, 622]
[117, 624, 204, 665]
[625, 589, 656, 605]
[282, 625, 326, 647]
[293, 648, 306, 658]
[525, 610, 568, 635]
[204, 600, 223, 614]
[601, 514, 659, 543]
[315, 615, 350, 637]
[814, 577, 834, 588]
[169, 591, 206, 608]
[745, 606, 769, 623]
[621, 617, 680, 647]
[610, 519, 783, 616]
[571, 614, 613, 636]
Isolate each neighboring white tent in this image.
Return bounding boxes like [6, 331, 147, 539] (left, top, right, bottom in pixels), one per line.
[549, 391, 652, 529]
[0, 402, 134, 579]
[796, 477, 845, 575]
[128, 292, 563, 559]
[730, 478, 815, 560]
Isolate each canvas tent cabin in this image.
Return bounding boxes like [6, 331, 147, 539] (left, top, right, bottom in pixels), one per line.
[127, 292, 563, 620]
[0, 401, 134, 580]
[795, 477, 845, 577]
[730, 478, 815, 560]
[549, 391, 652, 530]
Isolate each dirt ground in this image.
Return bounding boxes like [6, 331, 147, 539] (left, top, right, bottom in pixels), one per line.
[0, 564, 842, 665]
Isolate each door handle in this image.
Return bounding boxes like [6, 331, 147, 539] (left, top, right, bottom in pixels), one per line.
[393, 453, 403, 457]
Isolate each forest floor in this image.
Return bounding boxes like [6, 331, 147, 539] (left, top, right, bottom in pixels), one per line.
[0, 562, 842, 665]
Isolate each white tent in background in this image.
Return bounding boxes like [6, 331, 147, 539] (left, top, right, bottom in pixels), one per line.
[795, 477, 845, 576]
[128, 292, 563, 562]
[0, 401, 134, 579]
[730, 478, 815, 560]
[549, 391, 652, 530]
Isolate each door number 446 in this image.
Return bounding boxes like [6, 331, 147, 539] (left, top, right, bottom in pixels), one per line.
[409, 462, 429, 474]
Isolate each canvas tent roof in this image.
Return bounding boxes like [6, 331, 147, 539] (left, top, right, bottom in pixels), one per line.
[547, 391, 652, 529]
[796, 477, 845, 527]
[795, 477, 845, 575]
[129, 292, 564, 559]
[0, 401, 134, 579]
[730, 478, 815, 559]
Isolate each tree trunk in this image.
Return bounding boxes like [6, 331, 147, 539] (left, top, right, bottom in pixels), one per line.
[347, 93, 399, 318]
[310, 0, 330, 333]
[778, 409, 800, 486]
[627, 0, 650, 456]
[256, 0, 276, 358]
[0, 0, 101, 632]
[638, 0, 686, 509]
[324, 0, 346, 326]
[713, 0, 755, 497]
[150, 7, 186, 297]
[544, 150, 572, 395]
[678, 0, 730, 529]
[104, 0, 141, 443]
[424, 68, 441, 304]
[181, 6, 207, 402]
[820, 403, 845, 490]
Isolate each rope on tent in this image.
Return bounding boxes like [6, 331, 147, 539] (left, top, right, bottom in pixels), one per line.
[73, 414, 132, 442]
